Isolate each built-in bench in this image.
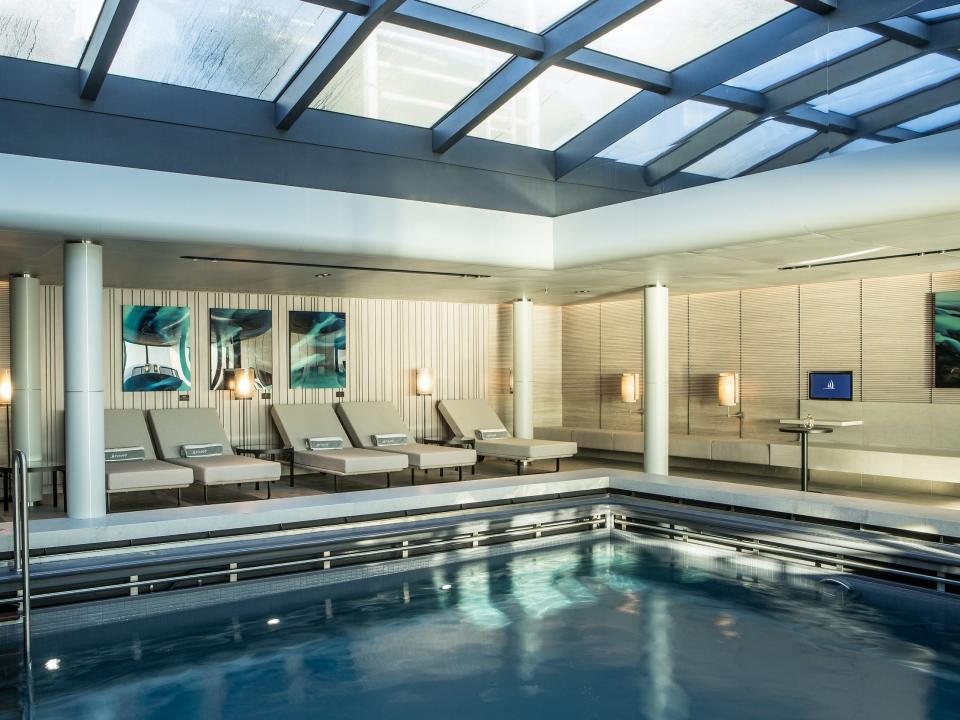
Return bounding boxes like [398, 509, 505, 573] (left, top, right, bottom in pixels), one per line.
[537, 399, 960, 485]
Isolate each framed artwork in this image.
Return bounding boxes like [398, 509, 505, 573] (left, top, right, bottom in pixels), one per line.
[935, 291, 960, 388]
[210, 308, 273, 391]
[122, 305, 191, 392]
[289, 310, 346, 389]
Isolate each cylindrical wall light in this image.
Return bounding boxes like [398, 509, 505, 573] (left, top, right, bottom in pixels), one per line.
[718, 372, 740, 407]
[620, 372, 640, 403]
[0, 369, 12, 405]
[416, 367, 435, 396]
[232, 368, 256, 400]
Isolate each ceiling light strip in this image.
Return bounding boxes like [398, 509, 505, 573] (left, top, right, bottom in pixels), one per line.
[778, 246, 960, 271]
[180, 256, 490, 279]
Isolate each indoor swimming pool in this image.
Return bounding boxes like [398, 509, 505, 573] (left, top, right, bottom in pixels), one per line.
[8, 535, 960, 720]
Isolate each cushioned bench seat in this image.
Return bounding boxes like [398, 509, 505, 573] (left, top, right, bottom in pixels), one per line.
[476, 437, 578, 460]
[770, 442, 960, 483]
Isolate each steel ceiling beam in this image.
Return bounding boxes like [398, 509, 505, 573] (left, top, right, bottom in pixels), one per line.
[431, 0, 661, 153]
[783, 0, 836, 13]
[554, 0, 960, 179]
[78, 0, 140, 100]
[277, 0, 405, 130]
[866, 17, 931, 46]
[745, 75, 960, 175]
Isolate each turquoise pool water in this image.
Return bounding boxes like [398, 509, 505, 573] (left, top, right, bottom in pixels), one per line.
[11, 537, 960, 719]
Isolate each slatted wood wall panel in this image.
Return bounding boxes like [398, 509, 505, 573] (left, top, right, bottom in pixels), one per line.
[669, 295, 689, 434]
[741, 286, 800, 439]
[562, 303, 600, 428]
[599, 299, 644, 431]
[799, 279, 862, 401]
[16, 288, 496, 459]
[931, 270, 960, 404]
[688, 291, 741, 438]
[862, 274, 932, 402]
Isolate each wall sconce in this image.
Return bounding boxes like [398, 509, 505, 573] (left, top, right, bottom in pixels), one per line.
[0, 369, 12, 405]
[718, 372, 744, 425]
[620, 372, 641, 404]
[416, 367, 435, 396]
[509, 369, 514, 394]
[231, 368, 256, 400]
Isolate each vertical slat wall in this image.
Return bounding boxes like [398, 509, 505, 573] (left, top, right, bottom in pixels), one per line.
[17, 289, 563, 460]
[688, 291, 741, 438]
[0, 282, 9, 460]
[799, 279, 863, 401]
[561, 269, 960, 435]
[599, 299, 644, 431]
[862, 274, 932, 402]
[741, 286, 799, 439]
[562, 304, 600, 428]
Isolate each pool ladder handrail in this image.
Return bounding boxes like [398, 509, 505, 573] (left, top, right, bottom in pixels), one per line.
[11, 449, 31, 667]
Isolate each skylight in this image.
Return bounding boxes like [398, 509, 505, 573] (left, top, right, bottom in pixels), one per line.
[809, 54, 960, 116]
[830, 138, 892, 156]
[468, 67, 638, 151]
[915, 4, 960, 21]
[0, 0, 105, 67]
[686, 120, 815, 178]
[598, 100, 728, 166]
[899, 103, 960, 132]
[423, 0, 589, 33]
[726, 28, 880, 92]
[586, 0, 791, 71]
[110, 0, 341, 100]
[312, 24, 508, 128]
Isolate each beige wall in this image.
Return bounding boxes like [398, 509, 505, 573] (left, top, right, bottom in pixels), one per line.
[24, 289, 559, 462]
[562, 271, 960, 440]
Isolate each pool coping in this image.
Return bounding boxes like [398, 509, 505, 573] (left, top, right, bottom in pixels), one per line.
[3, 467, 960, 552]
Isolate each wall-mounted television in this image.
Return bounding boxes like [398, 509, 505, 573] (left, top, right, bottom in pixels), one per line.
[808, 371, 853, 401]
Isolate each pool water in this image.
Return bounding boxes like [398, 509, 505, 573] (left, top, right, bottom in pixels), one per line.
[11, 537, 960, 719]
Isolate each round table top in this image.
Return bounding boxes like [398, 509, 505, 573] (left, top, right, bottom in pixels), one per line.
[778, 426, 834, 434]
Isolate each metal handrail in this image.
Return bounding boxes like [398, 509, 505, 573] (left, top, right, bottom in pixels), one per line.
[11, 449, 31, 666]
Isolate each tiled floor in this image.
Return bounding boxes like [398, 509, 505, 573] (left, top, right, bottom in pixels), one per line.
[7, 455, 960, 522]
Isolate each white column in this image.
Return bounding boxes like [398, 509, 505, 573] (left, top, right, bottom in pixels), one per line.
[64, 240, 105, 519]
[10, 274, 43, 502]
[644, 285, 669, 475]
[512, 298, 534, 438]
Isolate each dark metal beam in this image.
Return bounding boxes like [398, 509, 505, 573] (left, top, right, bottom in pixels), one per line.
[783, 0, 836, 13]
[78, 0, 140, 100]
[432, 0, 660, 153]
[300, 0, 370, 13]
[866, 17, 931, 47]
[697, 85, 766, 113]
[561, 49, 671, 92]
[555, 0, 960, 179]
[782, 105, 857, 133]
[276, 0, 404, 130]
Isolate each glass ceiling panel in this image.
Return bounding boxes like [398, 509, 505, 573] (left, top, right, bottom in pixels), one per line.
[915, 5, 960, 21]
[110, 0, 340, 100]
[686, 120, 815, 178]
[727, 28, 880, 92]
[598, 100, 727, 166]
[0, 0, 105, 67]
[312, 24, 508, 128]
[468, 66, 638, 151]
[423, 0, 588, 33]
[831, 138, 892, 156]
[809, 54, 960, 116]
[587, 0, 791, 71]
[900, 103, 960, 132]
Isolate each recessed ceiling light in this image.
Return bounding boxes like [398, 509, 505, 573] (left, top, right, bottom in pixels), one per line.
[791, 247, 888, 267]
[574, 289, 592, 295]
[315, 273, 331, 278]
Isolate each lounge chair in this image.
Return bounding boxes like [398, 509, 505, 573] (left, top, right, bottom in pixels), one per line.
[147, 408, 282, 502]
[437, 399, 577, 474]
[271, 404, 408, 490]
[336, 401, 476, 482]
[104, 409, 193, 511]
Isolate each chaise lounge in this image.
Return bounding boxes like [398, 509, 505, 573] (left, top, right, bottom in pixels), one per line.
[104, 409, 194, 511]
[147, 408, 282, 502]
[336, 401, 477, 482]
[271, 403, 408, 490]
[438, 399, 578, 474]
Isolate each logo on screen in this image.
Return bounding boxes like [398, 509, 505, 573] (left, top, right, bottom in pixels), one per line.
[825, 379, 835, 390]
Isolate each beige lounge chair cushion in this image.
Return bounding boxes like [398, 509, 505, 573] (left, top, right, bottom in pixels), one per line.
[170, 455, 281, 486]
[271, 404, 354, 450]
[293, 448, 407, 475]
[476, 437, 577, 460]
[105, 409, 160, 459]
[106, 459, 193, 492]
[148, 408, 235, 460]
[437, 399, 509, 442]
[336, 402, 412, 448]
[374, 443, 476, 469]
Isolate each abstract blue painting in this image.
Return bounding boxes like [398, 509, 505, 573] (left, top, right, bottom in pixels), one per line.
[289, 311, 346, 389]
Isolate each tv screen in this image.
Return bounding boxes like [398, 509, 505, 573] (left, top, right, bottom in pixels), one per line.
[808, 371, 853, 401]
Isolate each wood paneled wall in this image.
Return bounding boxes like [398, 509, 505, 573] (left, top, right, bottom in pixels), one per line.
[19, 289, 559, 462]
[562, 271, 960, 440]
